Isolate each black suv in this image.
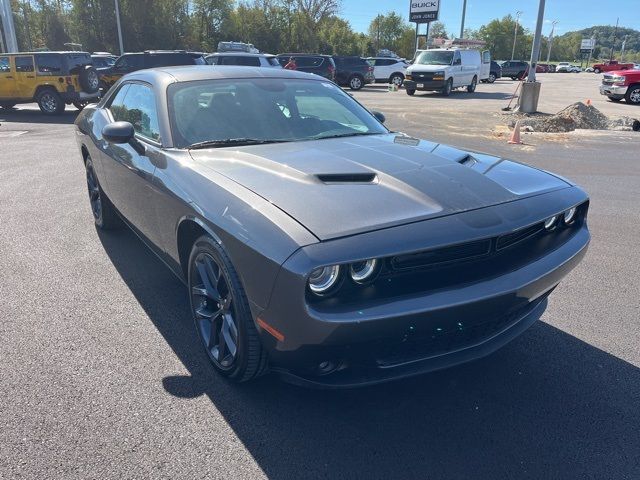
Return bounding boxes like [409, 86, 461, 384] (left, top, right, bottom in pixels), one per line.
[332, 56, 375, 90]
[276, 54, 336, 82]
[499, 60, 529, 80]
[481, 61, 502, 83]
[98, 50, 206, 90]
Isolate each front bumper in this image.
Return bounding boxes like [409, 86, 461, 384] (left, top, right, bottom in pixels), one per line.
[256, 188, 590, 387]
[404, 79, 445, 91]
[599, 84, 627, 97]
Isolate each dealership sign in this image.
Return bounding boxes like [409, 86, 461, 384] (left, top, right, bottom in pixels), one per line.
[410, 0, 440, 23]
[580, 38, 595, 50]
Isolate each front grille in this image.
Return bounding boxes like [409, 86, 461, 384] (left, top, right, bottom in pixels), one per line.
[376, 294, 548, 367]
[411, 72, 434, 81]
[391, 239, 491, 270]
[497, 222, 544, 250]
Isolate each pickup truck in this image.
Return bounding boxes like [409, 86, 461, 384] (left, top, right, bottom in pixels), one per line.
[592, 60, 634, 74]
[599, 68, 640, 104]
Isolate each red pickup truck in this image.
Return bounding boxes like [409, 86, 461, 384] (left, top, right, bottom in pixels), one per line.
[592, 60, 634, 74]
[599, 68, 640, 104]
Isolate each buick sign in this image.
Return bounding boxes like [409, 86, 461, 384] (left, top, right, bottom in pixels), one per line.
[410, 0, 440, 23]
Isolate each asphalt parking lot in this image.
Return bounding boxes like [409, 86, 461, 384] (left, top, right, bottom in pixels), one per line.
[1, 72, 639, 479]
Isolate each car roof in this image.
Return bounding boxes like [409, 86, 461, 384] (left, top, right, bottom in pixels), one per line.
[207, 52, 275, 57]
[126, 65, 323, 84]
[7, 51, 91, 55]
[277, 53, 331, 57]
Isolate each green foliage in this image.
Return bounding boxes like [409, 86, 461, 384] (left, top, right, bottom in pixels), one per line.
[478, 15, 530, 61]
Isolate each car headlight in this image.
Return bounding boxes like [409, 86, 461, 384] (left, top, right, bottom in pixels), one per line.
[612, 75, 626, 84]
[349, 259, 379, 284]
[544, 215, 559, 230]
[563, 207, 577, 224]
[308, 265, 341, 295]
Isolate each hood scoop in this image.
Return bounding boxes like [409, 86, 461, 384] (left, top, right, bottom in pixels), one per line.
[316, 173, 378, 184]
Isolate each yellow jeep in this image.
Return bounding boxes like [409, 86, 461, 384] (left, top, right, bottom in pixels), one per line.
[0, 51, 100, 115]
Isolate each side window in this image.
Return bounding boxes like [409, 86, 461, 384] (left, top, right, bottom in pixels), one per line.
[15, 56, 34, 72]
[482, 51, 491, 64]
[115, 55, 143, 71]
[452, 52, 461, 66]
[35, 55, 63, 75]
[0, 56, 10, 72]
[206, 56, 218, 65]
[107, 83, 131, 113]
[112, 83, 161, 142]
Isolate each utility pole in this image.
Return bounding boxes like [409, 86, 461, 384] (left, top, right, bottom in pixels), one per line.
[0, 0, 19, 52]
[114, 0, 124, 55]
[460, 0, 467, 39]
[546, 20, 557, 62]
[620, 35, 628, 61]
[609, 17, 618, 63]
[519, 0, 546, 113]
[511, 11, 523, 61]
[527, 0, 545, 83]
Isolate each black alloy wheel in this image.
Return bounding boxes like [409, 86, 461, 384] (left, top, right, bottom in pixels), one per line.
[85, 156, 120, 229]
[188, 236, 267, 381]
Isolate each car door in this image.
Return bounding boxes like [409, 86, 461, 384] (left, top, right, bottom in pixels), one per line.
[14, 56, 36, 100]
[480, 50, 491, 80]
[0, 56, 16, 99]
[101, 81, 164, 244]
[451, 51, 463, 87]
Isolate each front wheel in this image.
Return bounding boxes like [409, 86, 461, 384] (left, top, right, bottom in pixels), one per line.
[487, 73, 496, 83]
[594, 68, 601, 74]
[188, 236, 268, 382]
[441, 78, 453, 96]
[625, 85, 640, 105]
[467, 76, 477, 93]
[85, 156, 121, 230]
[348, 75, 364, 90]
[0, 102, 16, 110]
[37, 90, 65, 115]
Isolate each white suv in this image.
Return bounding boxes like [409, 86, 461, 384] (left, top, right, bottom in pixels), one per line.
[366, 57, 408, 86]
[205, 53, 281, 68]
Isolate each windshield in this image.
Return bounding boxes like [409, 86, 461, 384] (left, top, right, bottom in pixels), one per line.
[168, 78, 388, 148]
[415, 51, 454, 66]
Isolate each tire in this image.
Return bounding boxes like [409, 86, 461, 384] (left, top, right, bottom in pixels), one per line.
[517, 71, 525, 80]
[73, 101, 88, 111]
[85, 156, 121, 230]
[406, 89, 415, 96]
[79, 66, 100, 94]
[467, 75, 477, 93]
[389, 73, 404, 87]
[608, 96, 622, 102]
[487, 73, 496, 83]
[0, 102, 16, 110]
[441, 78, 453, 96]
[188, 235, 268, 382]
[510, 76, 517, 80]
[348, 75, 364, 90]
[594, 68, 601, 74]
[625, 85, 640, 105]
[36, 89, 65, 115]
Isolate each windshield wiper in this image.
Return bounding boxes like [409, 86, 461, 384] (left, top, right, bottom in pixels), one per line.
[312, 132, 381, 141]
[188, 138, 290, 150]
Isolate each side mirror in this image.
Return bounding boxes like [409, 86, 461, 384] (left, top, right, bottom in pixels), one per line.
[372, 110, 386, 123]
[102, 121, 135, 144]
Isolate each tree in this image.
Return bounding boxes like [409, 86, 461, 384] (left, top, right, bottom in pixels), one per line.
[478, 15, 530, 60]
[429, 21, 448, 40]
[367, 12, 407, 55]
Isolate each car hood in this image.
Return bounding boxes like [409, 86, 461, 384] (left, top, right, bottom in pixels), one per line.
[407, 64, 452, 73]
[189, 134, 570, 240]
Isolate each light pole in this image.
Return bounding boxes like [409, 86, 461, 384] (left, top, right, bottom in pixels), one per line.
[511, 11, 523, 61]
[114, 0, 124, 55]
[620, 35, 628, 61]
[546, 20, 557, 62]
[460, 0, 467, 39]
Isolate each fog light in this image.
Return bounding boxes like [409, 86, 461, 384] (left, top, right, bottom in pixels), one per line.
[563, 207, 577, 224]
[544, 215, 559, 230]
[308, 265, 341, 295]
[349, 259, 379, 284]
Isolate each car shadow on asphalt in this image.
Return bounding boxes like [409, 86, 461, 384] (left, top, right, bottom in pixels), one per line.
[0, 107, 78, 125]
[98, 226, 640, 480]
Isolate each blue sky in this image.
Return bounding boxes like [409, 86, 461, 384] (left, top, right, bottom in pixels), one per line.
[341, 0, 640, 35]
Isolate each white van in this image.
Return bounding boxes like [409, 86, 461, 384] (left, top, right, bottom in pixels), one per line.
[404, 48, 488, 96]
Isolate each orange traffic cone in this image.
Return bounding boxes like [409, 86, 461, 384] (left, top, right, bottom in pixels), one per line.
[508, 120, 523, 144]
[586, 99, 592, 106]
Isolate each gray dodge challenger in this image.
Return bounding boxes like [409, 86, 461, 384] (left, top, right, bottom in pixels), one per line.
[75, 67, 590, 387]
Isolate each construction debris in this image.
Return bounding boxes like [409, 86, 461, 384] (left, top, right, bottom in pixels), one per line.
[506, 102, 639, 133]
